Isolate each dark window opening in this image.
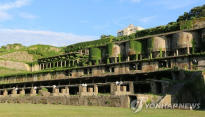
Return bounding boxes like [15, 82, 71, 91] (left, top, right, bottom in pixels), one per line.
[158, 61, 166, 68]
[89, 68, 92, 74]
[155, 82, 162, 94]
[105, 66, 110, 73]
[134, 84, 151, 94]
[69, 87, 79, 95]
[84, 69, 88, 75]
[130, 55, 136, 61]
[111, 66, 115, 72]
[65, 70, 69, 76]
[137, 63, 142, 70]
[98, 85, 110, 94]
[129, 64, 136, 70]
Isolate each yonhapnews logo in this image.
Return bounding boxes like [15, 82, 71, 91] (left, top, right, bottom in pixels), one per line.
[130, 99, 200, 113]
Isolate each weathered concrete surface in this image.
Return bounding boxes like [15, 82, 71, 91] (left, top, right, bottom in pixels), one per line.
[0, 60, 30, 71]
[0, 95, 130, 108]
[172, 32, 200, 50]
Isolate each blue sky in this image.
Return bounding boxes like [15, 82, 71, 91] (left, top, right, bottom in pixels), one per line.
[0, 0, 204, 47]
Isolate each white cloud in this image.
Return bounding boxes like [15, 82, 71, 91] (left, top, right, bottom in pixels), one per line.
[0, 0, 32, 11]
[19, 12, 39, 19]
[0, 29, 98, 47]
[139, 16, 157, 23]
[0, 0, 35, 21]
[0, 11, 12, 21]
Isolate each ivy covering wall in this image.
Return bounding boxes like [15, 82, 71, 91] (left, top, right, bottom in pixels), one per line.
[106, 43, 113, 58]
[89, 48, 101, 61]
[129, 40, 142, 54]
[65, 36, 114, 53]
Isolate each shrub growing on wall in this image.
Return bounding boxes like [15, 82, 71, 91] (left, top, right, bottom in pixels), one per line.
[89, 48, 101, 61]
[106, 43, 113, 58]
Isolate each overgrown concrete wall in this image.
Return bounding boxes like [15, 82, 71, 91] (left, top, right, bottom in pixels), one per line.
[0, 60, 30, 71]
[0, 95, 129, 108]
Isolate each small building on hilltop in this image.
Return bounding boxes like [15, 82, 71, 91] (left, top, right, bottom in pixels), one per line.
[117, 24, 144, 37]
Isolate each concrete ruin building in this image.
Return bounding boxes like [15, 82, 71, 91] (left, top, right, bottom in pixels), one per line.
[0, 17, 205, 108]
[117, 24, 144, 37]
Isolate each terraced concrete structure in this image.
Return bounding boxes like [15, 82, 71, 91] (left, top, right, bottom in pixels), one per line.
[0, 19, 205, 108]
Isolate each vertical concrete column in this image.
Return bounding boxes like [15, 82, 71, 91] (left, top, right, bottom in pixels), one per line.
[129, 82, 134, 94]
[46, 63, 48, 69]
[61, 61, 63, 67]
[116, 85, 121, 91]
[122, 86, 127, 92]
[39, 64, 41, 70]
[115, 57, 117, 63]
[127, 56, 130, 61]
[64, 61, 66, 67]
[65, 86, 69, 94]
[88, 87, 93, 93]
[82, 87, 87, 92]
[94, 84, 98, 94]
[20, 89, 25, 95]
[53, 88, 59, 94]
[42, 63, 44, 69]
[57, 62, 58, 67]
[176, 49, 179, 56]
[166, 61, 169, 68]
[30, 88, 36, 96]
[140, 54, 142, 60]
[3, 90, 8, 96]
[187, 47, 190, 54]
[12, 89, 17, 95]
[110, 83, 114, 93]
[50, 63, 51, 68]
[165, 51, 167, 57]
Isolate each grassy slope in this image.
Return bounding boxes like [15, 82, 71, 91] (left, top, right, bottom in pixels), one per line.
[0, 104, 204, 117]
[0, 67, 27, 76]
[0, 44, 65, 62]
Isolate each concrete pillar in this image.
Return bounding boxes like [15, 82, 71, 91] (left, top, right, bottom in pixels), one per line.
[3, 90, 8, 96]
[127, 56, 130, 61]
[64, 61, 66, 67]
[88, 87, 93, 93]
[53, 88, 59, 94]
[140, 54, 142, 60]
[39, 64, 41, 70]
[110, 83, 114, 92]
[129, 82, 134, 94]
[82, 87, 87, 92]
[166, 61, 169, 68]
[94, 84, 98, 93]
[50, 63, 51, 68]
[57, 62, 58, 67]
[176, 49, 178, 56]
[116, 85, 121, 91]
[12, 89, 17, 95]
[30, 88, 36, 96]
[61, 61, 63, 67]
[165, 51, 167, 57]
[65, 86, 69, 93]
[187, 47, 190, 54]
[20, 89, 25, 95]
[115, 57, 117, 63]
[42, 63, 44, 69]
[122, 86, 127, 92]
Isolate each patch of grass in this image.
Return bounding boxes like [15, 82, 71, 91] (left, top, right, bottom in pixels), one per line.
[0, 104, 204, 117]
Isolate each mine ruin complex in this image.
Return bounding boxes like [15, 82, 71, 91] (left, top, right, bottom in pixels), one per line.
[0, 15, 205, 108]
